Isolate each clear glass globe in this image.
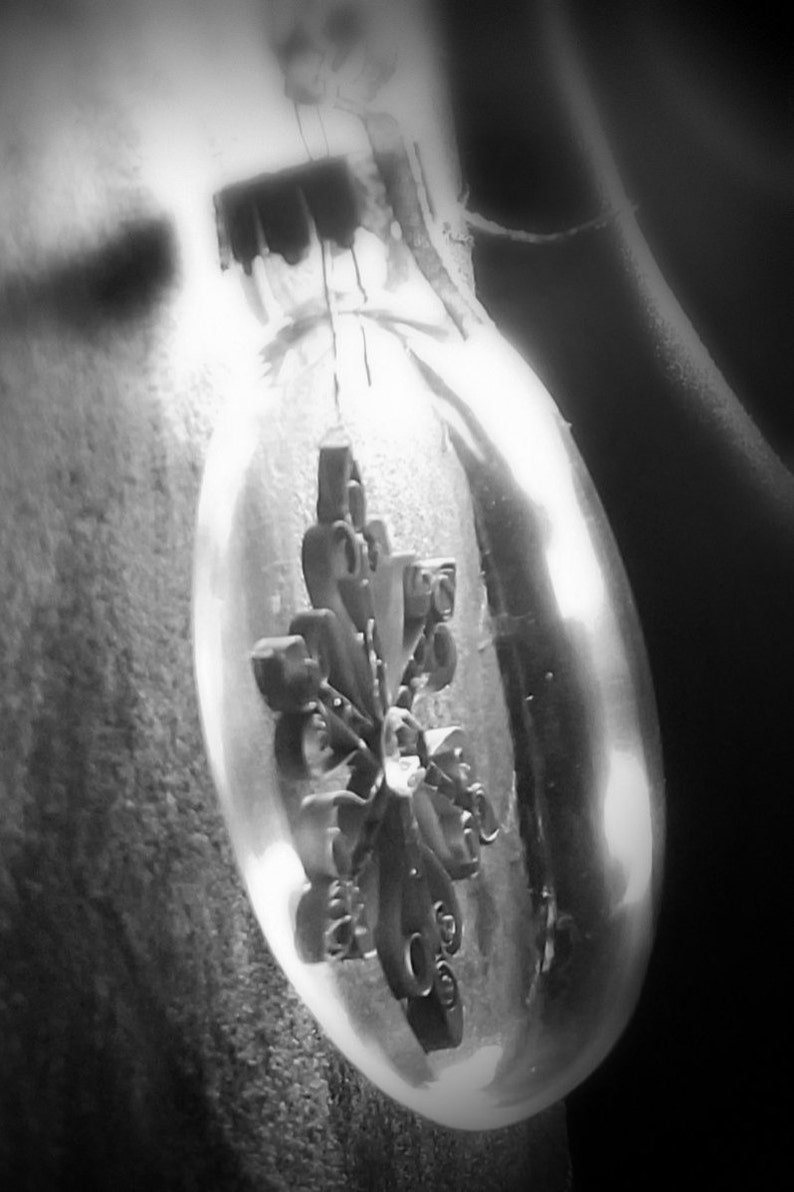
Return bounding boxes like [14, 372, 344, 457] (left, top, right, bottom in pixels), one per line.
[193, 229, 664, 1129]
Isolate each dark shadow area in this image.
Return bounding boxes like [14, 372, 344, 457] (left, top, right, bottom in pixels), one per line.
[0, 218, 176, 336]
[440, 0, 793, 1187]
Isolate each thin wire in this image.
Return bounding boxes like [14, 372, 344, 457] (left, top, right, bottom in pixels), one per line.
[294, 102, 311, 158]
[350, 240, 368, 306]
[316, 105, 372, 389]
[463, 204, 634, 244]
[352, 252, 372, 387]
[319, 239, 342, 415]
[295, 102, 342, 417]
[316, 104, 331, 157]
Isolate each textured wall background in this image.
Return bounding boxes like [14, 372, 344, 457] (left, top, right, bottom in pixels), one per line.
[0, 3, 568, 1188]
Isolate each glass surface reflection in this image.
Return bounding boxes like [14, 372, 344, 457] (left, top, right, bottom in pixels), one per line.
[193, 233, 664, 1129]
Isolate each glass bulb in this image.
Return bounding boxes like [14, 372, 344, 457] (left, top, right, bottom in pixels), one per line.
[193, 225, 664, 1130]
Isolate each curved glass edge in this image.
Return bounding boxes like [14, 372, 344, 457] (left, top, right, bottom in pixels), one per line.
[192, 315, 665, 1131]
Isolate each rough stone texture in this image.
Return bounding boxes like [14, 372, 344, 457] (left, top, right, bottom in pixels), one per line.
[0, 4, 569, 1189]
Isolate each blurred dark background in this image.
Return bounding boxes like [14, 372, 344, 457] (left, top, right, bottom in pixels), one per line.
[440, 0, 793, 1187]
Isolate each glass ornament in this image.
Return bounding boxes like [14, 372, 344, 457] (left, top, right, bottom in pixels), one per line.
[193, 193, 664, 1130]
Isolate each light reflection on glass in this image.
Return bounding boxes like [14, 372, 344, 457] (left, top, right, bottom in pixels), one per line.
[193, 241, 664, 1129]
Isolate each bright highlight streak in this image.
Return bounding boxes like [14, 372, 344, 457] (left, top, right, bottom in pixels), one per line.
[602, 749, 653, 908]
[405, 325, 607, 623]
[436, 1045, 504, 1089]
